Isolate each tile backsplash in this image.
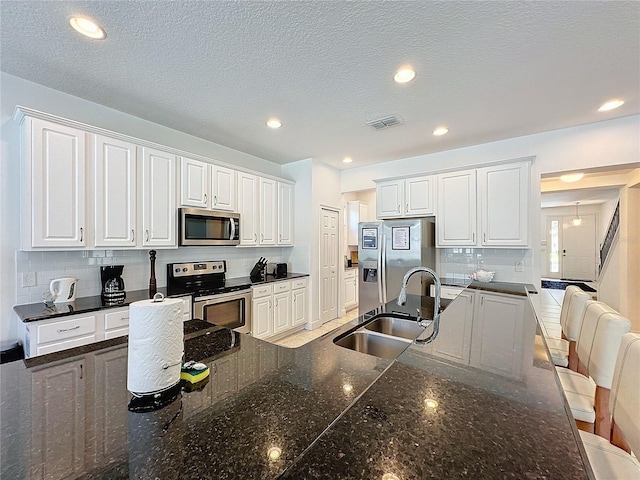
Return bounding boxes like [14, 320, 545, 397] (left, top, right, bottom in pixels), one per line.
[439, 248, 532, 283]
[15, 247, 287, 305]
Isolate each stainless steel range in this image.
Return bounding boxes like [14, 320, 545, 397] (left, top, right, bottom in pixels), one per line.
[167, 260, 251, 334]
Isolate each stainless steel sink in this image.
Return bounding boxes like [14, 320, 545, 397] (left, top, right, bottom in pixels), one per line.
[363, 315, 425, 341]
[334, 331, 411, 360]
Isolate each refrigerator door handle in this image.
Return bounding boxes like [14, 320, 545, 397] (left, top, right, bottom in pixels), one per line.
[377, 234, 384, 304]
[378, 235, 387, 304]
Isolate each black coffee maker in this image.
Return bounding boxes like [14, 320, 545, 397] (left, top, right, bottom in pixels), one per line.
[101, 265, 126, 305]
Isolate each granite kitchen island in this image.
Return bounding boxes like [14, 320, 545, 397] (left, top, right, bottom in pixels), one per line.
[0, 289, 592, 479]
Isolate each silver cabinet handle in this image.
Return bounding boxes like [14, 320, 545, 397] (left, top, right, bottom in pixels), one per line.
[483, 233, 486, 243]
[204, 193, 207, 205]
[131, 229, 135, 242]
[397, 205, 401, 213]
[472, 232, 475, 243]
[80, 227, 83, 242]
[254, 233, 257, 241]
[214, 195, 218, 205]
[57, 325, 80, 333]
[261, 234, 264, 242]
[406, 203, 409, 212]
[279, 234, 282, 242]
[145, 229, 150, 242]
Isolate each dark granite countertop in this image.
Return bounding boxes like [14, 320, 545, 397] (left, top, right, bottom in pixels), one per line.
[1, 291, 591, 479]
[466, 280, 538, 296]
[14, 273, 310, 323]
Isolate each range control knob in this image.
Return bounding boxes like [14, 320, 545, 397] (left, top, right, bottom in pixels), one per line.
[212, 265, 217, 270]
[182, 268, 188, 272]
[174, 268, 180, 273]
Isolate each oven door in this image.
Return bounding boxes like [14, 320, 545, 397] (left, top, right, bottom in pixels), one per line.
[194, 290, 251, 334]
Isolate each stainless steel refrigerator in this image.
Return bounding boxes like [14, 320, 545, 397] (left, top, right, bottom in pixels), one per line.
[358, 218, 436, 315]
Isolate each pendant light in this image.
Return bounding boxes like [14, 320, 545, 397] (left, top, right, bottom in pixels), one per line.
[572, 202, 582, 226]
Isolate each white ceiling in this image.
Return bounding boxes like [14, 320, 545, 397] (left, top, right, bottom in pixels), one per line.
[1, 1, 638, 170]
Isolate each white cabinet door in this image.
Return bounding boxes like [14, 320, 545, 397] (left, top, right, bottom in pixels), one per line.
[180, 157, 208, 208]
[29, 119, 86, 248]
[291, 285, 308, 327]
[376, 180, 403, 218]
[344, 275, 357, 310]
[251, 296, 272, 339]
[140, 147, 177, 247]
[347, 201, 368, 246]
[210, 165, 236, 211]
[272, 291, 292, 335]
[93, 135, 137, 248]
[30, 358, 86, 479]
[470, 293, 525, 380]
[479, 163, 529, 246]
[259, 177, 277, 245]
[436, 170, 478, 246]
[428, 290, 474, 364]
[278, 182, 294, 245]
[237, 172, 259, 246]
[405, 175, 435, 216]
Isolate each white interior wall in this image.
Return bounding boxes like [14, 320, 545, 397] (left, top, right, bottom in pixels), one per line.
[0, 73, 288, 344]
[598, 238, 621, 312]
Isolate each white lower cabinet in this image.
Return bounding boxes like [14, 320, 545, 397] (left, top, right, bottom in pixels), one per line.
[344, 269, 358, 311]
[103, 308, 130, 340]
[427, 289, 474, 364]
[469, 292, 526, 380]
[251, 278, 308, 340]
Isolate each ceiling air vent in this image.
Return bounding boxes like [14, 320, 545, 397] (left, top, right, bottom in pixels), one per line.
[366, 115, 403, 130]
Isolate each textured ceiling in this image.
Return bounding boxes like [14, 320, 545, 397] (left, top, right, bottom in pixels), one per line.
[1, 1, 638, 170]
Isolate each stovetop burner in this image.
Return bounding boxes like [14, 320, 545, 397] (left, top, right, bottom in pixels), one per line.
[166, 260, 251, 298]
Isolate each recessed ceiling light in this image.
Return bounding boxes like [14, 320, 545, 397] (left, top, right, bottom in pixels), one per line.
[266, 118, 282, 129]
[393, 67, 416, 84]
[598, 99, 624, 112]
[432, 126, 449, 136]
[560, 172, 584, 183]
[69, 16, 106, 39]
[343, 157, 353, 164]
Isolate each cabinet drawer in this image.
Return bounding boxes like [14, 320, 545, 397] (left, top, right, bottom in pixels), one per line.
[104, 309, 130, 330]
[37, 334, 98, 356]
[272, 281, 291, 293]
[252, 284, 273, 299]
[104, 328, 129, 340]
[292, 278, 308, 289]
[344, 269, 356, 280]
[37, 315, 97, 344]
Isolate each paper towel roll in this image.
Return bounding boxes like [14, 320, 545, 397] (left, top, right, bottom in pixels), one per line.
[127, 295, 184, 395]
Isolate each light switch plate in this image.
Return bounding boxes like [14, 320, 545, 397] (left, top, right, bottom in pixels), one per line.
[515, 262, 524, 272]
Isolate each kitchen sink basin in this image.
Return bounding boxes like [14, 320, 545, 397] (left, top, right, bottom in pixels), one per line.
[363, 315, 425, 341]
[334, 331, 411, 360]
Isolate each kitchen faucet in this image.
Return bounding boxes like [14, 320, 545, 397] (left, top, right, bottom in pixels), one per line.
[396, 266, 441, 345]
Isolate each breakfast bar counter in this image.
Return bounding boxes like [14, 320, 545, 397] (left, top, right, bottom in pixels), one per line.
[1, 290, 592, 479]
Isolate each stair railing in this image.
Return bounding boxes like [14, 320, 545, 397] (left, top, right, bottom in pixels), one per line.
[599, 199, 620, 274]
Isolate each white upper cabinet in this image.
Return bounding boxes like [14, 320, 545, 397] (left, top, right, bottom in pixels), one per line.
[436, 162, 529, 247]
[180, 157, 208, 208]
[140, 146, 177, 247]
[24, 118, 86, 249]
[376, 175, 435, 219]
[259, 177, 277, 245]
[277, 182, 294, 245]
[479, 163, 529, 246]
[210, 165, 236, 211]
[436, 170, 478, 246]
[346, 201, 368, 246]
[93, 135, 137, 248]
[237, 172, 259, 246]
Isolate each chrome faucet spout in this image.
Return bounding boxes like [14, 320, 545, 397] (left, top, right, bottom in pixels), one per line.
[396, 266, 441, 344]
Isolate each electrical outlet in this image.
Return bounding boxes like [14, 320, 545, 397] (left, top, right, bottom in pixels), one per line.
[515, 262, 524, 272]
[22, 272, 37, 287]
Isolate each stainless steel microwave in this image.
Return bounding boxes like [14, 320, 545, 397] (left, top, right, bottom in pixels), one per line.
[179, 208, 240, 246]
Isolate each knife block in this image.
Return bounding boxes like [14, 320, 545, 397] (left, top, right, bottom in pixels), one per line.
[249, 262, 266, 282]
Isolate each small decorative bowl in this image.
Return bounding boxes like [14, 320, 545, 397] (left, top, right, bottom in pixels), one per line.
[471, 269, 495, 283]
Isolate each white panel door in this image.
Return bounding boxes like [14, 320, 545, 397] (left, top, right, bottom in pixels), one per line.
[376, 180, 403, 218]
[405, 175, 435, 216]
[180, 157, 208, 208]
[237, 172, 259, 245]
[320, 208, 339, 322]
[31, 119, 86, 247]
[479, 163, 529, 246]
[277, 182, 294, 245]
[436, 170, 477, 246]
[94, 135, 137, 248]
[210, 165, 236, 211]
[140, 147, 177, 247]
[562, 214, 597, 281]
[259, 177, 277, 245]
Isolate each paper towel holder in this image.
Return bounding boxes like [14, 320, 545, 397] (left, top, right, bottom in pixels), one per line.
[152, 293, 165, 303]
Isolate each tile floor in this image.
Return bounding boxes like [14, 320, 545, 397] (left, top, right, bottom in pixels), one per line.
[274, 308, 360, 348]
